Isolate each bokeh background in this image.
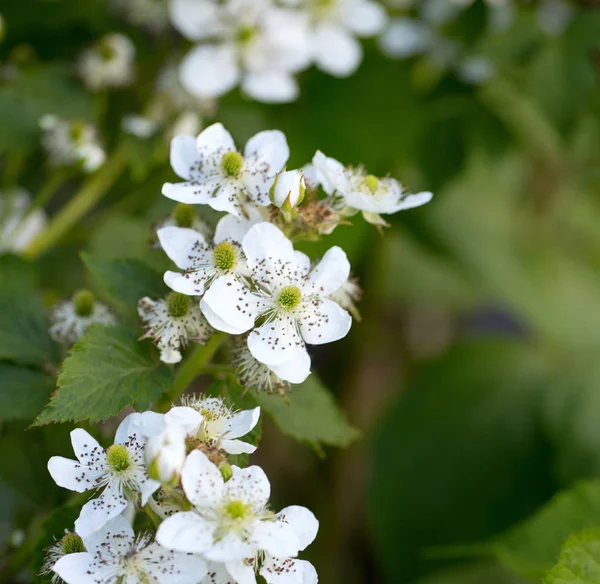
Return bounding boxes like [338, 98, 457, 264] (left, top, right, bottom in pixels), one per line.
[1, 1, 600, 583]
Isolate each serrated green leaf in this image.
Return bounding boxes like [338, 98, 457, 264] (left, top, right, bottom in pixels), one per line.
[0, 290, 59, 365]
[252, 375, 359, 448]
[543, 529, 600, 584]
[492, 481, 600, 580]
[82, 253, 166, 321]
[0, 364, 54, 422]
[34, 325, 172, 425]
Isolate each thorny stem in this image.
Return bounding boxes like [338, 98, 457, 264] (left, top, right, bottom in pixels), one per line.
[22, 149, 127, 259]
[156, 333, 227, 412]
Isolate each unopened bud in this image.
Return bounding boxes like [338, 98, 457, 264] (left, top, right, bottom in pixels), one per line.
[146, 426, 186, 484]
[220, 463, 233, 482]
[270, 170, 305, 210]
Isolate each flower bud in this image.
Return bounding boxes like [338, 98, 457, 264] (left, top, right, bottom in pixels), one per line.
[270, 170, 305, 210]
[146, 426, 186, 484]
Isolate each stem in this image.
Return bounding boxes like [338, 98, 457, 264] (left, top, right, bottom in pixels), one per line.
[157, 333, 227, 412]
[21, 150, 127, 259]
[142, 504, 162, 530]
[24, 170, 70, 222]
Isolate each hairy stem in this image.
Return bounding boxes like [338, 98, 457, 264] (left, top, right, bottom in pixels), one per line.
[22, 150, 127, 259]
[157, 332, 227, 412]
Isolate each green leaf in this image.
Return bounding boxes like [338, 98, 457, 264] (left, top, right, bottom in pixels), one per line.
[0, 254, 38, 292]
[369, 341, 555, 583]
[252, 375, 359, 448]
[0, 364, 55, 422]
[543, 529, 600, 584]
[0, 290, 59, 365]
[82, 253, 166, 322]
[492, 481, 600, 580]
[34, 325, 172, 425]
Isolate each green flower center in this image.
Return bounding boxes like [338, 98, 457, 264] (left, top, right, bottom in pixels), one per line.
[225, 500, 251, 520]
[61, 533, 85, 555]
[220, 151, 244, 177]
[278, 286, 302, 311]
[363, 174, 379, 193]
[167, 292, 190, 318]
[99, 39, 116, 61]
[213, 242, 237, 271]
[106, 444, 130, 472]
[237, 25, 256, 44]
[172, 203, 195, 228]
[73, 289, 95, 317]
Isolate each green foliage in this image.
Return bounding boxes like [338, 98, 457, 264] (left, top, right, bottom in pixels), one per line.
[369, 341, 555, 583]
[0, 290, 58, 366]
[0, 364, 54, 422]
[82, 253, 166, 322]
[492, 482, 600, 580]
[544, 530, 600, 584]
[34, 325, 172, 425]
[252, 376, 359, 448]
[0, 254, 38, 292]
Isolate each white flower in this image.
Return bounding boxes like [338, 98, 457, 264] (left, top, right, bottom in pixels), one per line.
[122, 114, 159, 138]
[233, 336, 308, 394]
[295, 0, 388, 77]
[310, 150, 432, 226]
[78, 33, 135, 91]
[378, 17, 433, 59]
[112, 0, 170, 33]
[52, 515, 207, 584]
[153, 203, 213, 248]
[162, 123, 289, 215]
[138, 293, 213, 364]
[146, 425, 187, 484]
[201, 222, 352, 382]
[156, 451, 307, 562]
[330, 274, 361, 320]
[0, 188, 46, 253]
[40, 115, 106, 173]
[166, 395, 260, 455]
[271, 170, 305, 210]
[174, 0, 312, 102]
[47, 412, 164, 537]
[42, 532, 86, 584]
[49, 290, 117, 345]
[158, 210, 262, 299]
[201, 506, 319, 584]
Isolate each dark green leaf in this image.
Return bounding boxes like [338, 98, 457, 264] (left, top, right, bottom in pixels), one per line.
[34, 325, 172, 425]
[0, 254, 38, 292]
[0, 364, 54, 422]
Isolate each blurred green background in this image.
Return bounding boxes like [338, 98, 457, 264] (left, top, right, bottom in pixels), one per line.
[1, 0, 600, 582]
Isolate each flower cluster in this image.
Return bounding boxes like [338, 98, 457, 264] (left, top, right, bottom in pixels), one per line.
[136, 122, 431, 391]
[45, 399, 318, 584]
[170, 0, 388, 103]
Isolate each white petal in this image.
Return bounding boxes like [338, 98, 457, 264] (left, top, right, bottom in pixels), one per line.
[164, 270, 207, 296]
[165, 406, 204, 435]
[156, 511, 215, 554]
[115, 411, 165, 444]
[201, 298, 251, 335]
[180, 44, 240, 98]
[242, 222, 296, 278]
[162, 178, 222, 205]
[299, 298, 352, 345]
[207, 181, 244, 216]
[142, 543, 208, 584]
[161, 346, 182, 364]
[158, 226, 209, 271]
[242, 72, 299, 104]
[226, 560, 257, 584]
[220, 439, 257, 455]
[82, 513, 134, 552]
[313, 24, 362, 77]
[170, 135, 201, 180]
[47, 457, 101, 493]
[223, 407, 260, 440]
[378, 18, 432, 59]
[196, 122, 237, 162]
[251, 520, 300, 558]
[181, 450, 224, 509]
[201, 276, 261, 334]
[225, 465, 270, 510]
[248, 317, 303, 367]
[268, 345, 311, 384]
[75, 482, 128, 537]
[203, 532, 254, 563]
[214, 213, 257, 245]
[260, 557, 317, 584]
[344, 189, 433, 214]
[206, 562, 237, 584]
[52, 553, 97, 584]
[137, 473, 161, 506]
[389, 190, 433, 212]
[311, 150, 349, 195]
[70, 428, 103, 464]
[244, 131, 289, 177]
[169, 0, 224, 41]
[341, 0, 388, 36]
[277, 506, 318, 551]
[306, 246, 351, 296]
